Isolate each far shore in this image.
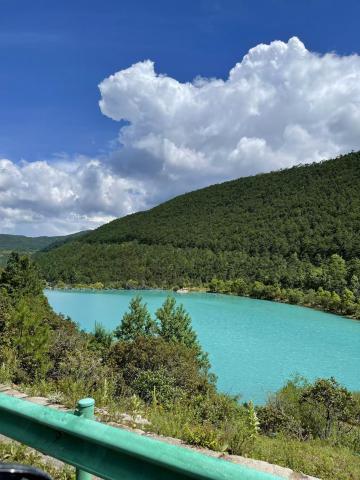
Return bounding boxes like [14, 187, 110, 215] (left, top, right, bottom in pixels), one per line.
[45, 283, 359, 322]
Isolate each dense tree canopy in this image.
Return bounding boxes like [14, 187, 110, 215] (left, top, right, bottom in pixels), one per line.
[36, 152, 360, 287]
[0, 254, 215, 404]
[1, 252, 44, 299]
[0, 231, 88, 267]
[34, 152, 360, 318]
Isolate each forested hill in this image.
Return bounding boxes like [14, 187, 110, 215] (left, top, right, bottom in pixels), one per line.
[0, 233, 72, 252]
[66, 151, 360, 258]
[0, 231, 87, 267]
[36, 151, 360, 295]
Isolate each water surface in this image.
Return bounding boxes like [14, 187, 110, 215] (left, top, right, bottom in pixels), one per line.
[45, 289, 360, 404]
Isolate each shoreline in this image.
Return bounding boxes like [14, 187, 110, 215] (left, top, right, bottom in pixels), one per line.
[45, 283, 359, 321]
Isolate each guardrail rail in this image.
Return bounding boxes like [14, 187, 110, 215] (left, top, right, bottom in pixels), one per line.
[0, 392, 283, 480]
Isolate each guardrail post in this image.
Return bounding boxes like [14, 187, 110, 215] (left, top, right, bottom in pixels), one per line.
[74, 398, 95, 480]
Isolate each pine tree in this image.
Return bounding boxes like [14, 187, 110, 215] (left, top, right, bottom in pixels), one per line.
[12, 298, 51, 380]
[156, 296, 194, 346]
[114, 296, 156, 341]
[0, 252, 44, 300]
[90, 322, 113, 353]
[156, 296, 209, 370]
[0, 254, 51, 381]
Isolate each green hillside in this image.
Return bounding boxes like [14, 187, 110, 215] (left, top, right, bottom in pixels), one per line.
[0, 231, 87, 267]
[70, 152, 360, 259]
[36, 151, 360, 316]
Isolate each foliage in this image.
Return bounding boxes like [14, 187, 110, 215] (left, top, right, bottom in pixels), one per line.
[156, 296, 197, 347]
[218, 402, 260, 456]
[155, 296, 209, 369]
[0, 441, 74, 480]
[108, 336, 213, 404]
[114, 295, 156, 341]
[253, 435, 360, 480]
[0, 232, 87, 253]
[1, 252, 44, 299]
[89, 322, 113, 355]
[257, 376, 360, 444]
[183, 423, 220, 450]
[0, 231, 89, 267]
[35, 151, 360, 318]
[300, 377, 356, 439]
[113, 295, 210, 373]
[11, 298, 51, 381]
[0, 256, 53, 382]
[1, 253, 360, 479]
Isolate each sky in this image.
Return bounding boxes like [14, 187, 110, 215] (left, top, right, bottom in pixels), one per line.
[1, 0, 360, 236]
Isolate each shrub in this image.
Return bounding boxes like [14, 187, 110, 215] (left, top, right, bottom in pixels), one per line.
[253, 436, 360, 480]
[183, 423, 220, 450]
[108, 336, 214, 402]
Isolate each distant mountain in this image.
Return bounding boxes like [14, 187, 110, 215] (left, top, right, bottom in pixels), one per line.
[0, 231, 88, 267]
[35, 151, 360, 291]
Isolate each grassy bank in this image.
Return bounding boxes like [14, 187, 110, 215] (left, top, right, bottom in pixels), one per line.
[11, 377, 360, 480]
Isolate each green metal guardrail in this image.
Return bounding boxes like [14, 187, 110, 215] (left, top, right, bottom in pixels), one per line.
[0, 392, 283, 480]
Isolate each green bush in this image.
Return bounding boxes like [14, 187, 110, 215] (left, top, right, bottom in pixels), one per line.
[183, 423, 220, 450]
[253, 436, 360, 480]
[257, 376, 360, 446]
[108, 336, 214, 402]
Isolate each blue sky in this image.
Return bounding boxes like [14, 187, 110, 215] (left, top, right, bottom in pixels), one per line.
[1, 0, 359, 162]
[1, 0, 360, 235]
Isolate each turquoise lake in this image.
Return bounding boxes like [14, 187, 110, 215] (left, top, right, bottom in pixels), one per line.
[45, 289, 360, 404]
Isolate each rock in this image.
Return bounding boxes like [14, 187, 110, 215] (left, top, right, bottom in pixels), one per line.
[26, 396, 51, 406]
[222, 454, 318, 479]
[0, 385, 11, 392]
[2, 389, 27, 398]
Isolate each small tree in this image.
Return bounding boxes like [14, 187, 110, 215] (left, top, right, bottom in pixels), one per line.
[0, 289, 12, 347]
[156, 296, 209, 370]
[0, 253, 44, 300]
[300, 377, 355, 439]
[0, 289, 17, 381]
[90, 322, 113, 354]
[114, 296, 156, 341]
[12, 298, 51, 380]
[322, 254, 347, 293]
[232, 278, 248, 296]
[341, 288, 356, 315]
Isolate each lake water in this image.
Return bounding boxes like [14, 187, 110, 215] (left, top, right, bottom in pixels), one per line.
[45, 289, 360, 404]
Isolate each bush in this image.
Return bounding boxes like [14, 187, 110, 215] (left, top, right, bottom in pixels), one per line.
[132, 369, 185, 407]
[258, 376, 359, 445]
[108, 336, 214, 402]
[183, 423, 220, 450]
[253, 436, 360, 480]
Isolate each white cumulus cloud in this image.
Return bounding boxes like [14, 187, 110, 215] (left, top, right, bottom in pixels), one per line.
[2, 37, 360, 235]
[100, 36, 360, 187]
[0, 157, 147, 235]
